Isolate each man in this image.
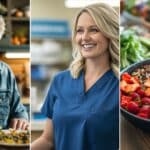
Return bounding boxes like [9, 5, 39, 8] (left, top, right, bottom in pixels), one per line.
[0, 15, 29, 129]
[0, 61, 29, 129]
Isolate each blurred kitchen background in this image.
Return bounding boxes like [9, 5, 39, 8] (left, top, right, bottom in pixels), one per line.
[120, 0, 150, 70]
[31, 0, 119, 141]
[0, 0, 30, 117]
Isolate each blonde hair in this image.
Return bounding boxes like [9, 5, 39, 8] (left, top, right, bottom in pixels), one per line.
[69, 3, 119, 79]
[0, 16, 5, 40]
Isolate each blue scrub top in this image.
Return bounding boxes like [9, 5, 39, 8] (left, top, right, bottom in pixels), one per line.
[41, 69, 119, 150]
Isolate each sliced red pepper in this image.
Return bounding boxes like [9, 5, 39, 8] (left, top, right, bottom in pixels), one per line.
[144, 78, 150, 88]
[121, 95, 132, 109]
[124, 83, 140, 93]
[145, 88, 150, 97]
[121, 73, 133, 84]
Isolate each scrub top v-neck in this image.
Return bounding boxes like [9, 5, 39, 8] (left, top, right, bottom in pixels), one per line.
[41, 69, 119, 150]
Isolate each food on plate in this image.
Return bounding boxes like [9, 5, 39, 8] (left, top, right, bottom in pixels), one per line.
[120, 64, 150, 120]
[0, 129, 30, 145]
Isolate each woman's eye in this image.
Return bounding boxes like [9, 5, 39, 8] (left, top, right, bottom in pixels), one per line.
[90, 28, 99, 32]
[76, 29, 83, 33]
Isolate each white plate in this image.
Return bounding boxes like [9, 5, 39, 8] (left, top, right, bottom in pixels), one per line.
[0, 130, 29, 147]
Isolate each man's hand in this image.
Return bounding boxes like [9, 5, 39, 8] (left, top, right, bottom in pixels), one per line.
[9, 118, 29, 130]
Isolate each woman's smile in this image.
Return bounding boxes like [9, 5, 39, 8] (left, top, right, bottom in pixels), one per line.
[81, 43, 97, 51]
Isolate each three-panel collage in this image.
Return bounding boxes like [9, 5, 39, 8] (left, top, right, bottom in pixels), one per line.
[0, 0, 150, 150]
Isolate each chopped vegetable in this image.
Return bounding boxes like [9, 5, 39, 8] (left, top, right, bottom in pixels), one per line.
[0, 129, 30, 145]
[120, 29, 150, 69]
[120, 64, 150, 120]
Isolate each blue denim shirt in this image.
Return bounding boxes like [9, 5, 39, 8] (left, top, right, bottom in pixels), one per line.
[0, 61, 28, 129]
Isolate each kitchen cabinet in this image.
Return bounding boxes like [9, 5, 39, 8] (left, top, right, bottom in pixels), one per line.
[0, 0, 30, 51]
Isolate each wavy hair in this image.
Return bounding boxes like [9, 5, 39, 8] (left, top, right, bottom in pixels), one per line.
[69, 3, 119, 79]
[0, 15, 5, 40]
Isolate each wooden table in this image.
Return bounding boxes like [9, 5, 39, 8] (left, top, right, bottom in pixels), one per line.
[31, 130, 43, 142]
[121, 116, 150, 150]
[0, 146, 29, 150]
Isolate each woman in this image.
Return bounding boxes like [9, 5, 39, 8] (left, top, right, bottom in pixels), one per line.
[32, 3, 119, 150]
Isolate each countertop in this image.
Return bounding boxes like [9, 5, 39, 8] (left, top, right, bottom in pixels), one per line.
[121, 116, 150, 150]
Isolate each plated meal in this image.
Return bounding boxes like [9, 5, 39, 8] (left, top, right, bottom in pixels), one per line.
[121, 64, 150, 120]
[0, 129, 30, 146]
[120, 60, 150, 132]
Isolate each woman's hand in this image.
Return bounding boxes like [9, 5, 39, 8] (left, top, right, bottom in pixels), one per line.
[9, 118, 29, 130]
